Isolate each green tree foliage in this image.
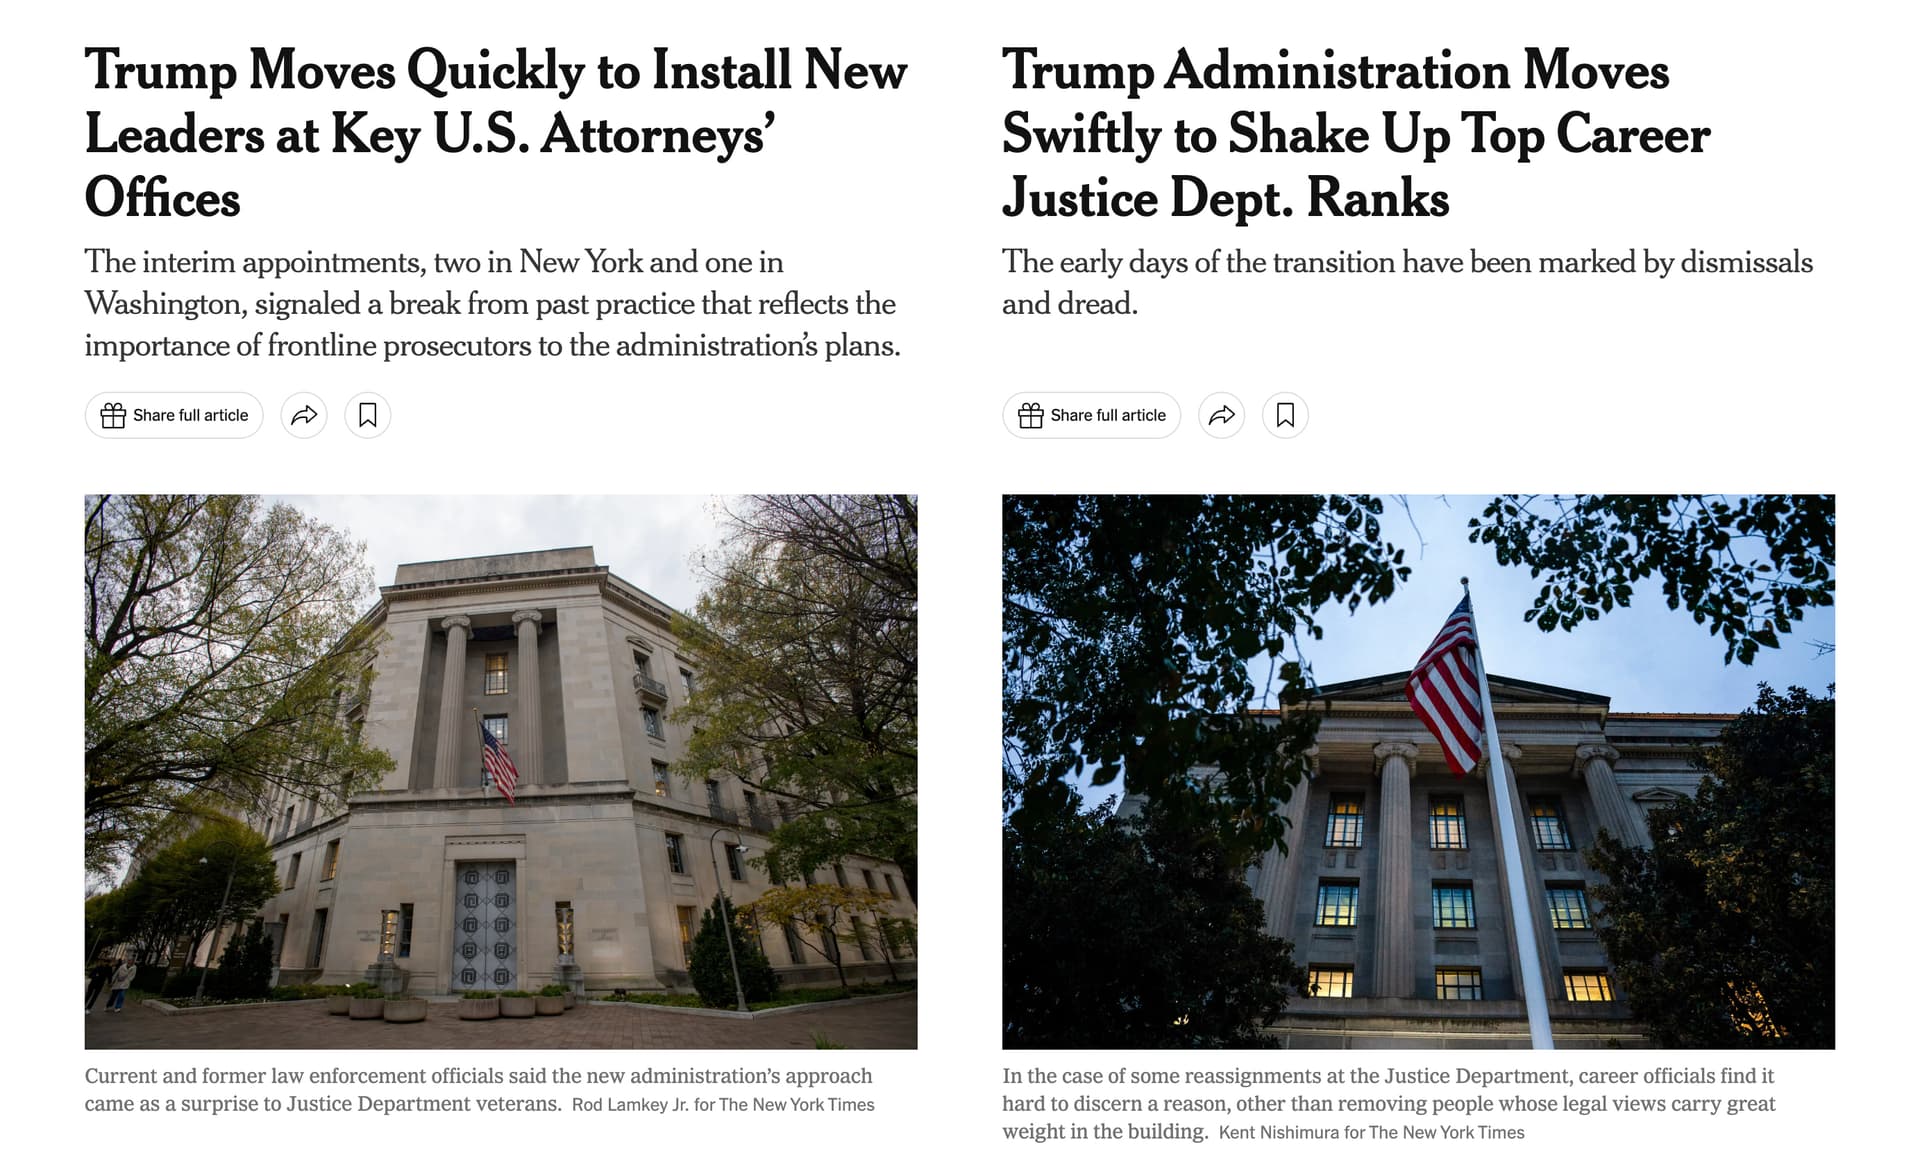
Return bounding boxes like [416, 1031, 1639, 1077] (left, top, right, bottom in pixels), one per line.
[85, 495, 394, 874]
[688, 895, 779, 1008]
[741, 883, 900, 989]
[1005, 793, 1307, 1048]
[210, 919, 276, 1000]
[91, 821, 281, 970]
[1588, 685, 1834, 1047]
[1003, 495, 1408, 862]
[1469, 495, 1834, 665]
[674, 495, 917, 897]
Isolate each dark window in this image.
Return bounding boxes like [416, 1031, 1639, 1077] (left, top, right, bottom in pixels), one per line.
[1307, 965, 1353, 998]
[783, 920, 806, 965]
[284, 852, 301, 890]
[725, 846, 743, 882]
[1529, 796, 1571, 850]
[1315, 880, 1359, 927]
[484, 652, 509, 695]
[1547, 884, 1591, 930]
[680, 668, 695, 698]
[1432, 883, 1476, 929]
[308, 908, 329, 968]
[1325, 795, 1364, 848]
[705, 779, 721, 807]
[665, 833, 686, 874]
[884, 873, 899, 899]
[321, 839, 341, 881]
[853, 919, 876, 960]
[642, 707, 663, 738]
[834, 863, 849, 888]
[397, 903, 413, 959]
[1435, 967, 1483, 1000]
[1429, 795, 1467, 849]
[862, 869, 876, 890]
[483, 714, 508, 745]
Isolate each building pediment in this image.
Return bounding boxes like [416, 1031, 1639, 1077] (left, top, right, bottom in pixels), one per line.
[1312, 672, 1610, 709]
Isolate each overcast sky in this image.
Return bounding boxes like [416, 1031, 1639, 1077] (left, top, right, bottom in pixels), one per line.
[1261, 495, 1835, 715]
[273, 495, 731, 612]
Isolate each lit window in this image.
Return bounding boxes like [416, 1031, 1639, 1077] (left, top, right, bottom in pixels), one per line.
[1432, 883, 1476, 929]
[1325, 795, 1364, 848]
[1564, 971, 1614, 1001]
[676, 906, 695, 966]
[1315, 880, 1359, 927]
[1430, 795, 1467, 849]
[651, 761, 670, 796]
[482, 714, 508, 745]
[284, 852, 301, 890]
[1435, 967, 1484, 1000]
[1547, 884, 1591, 930]
[1529, 796, 1571, 850]
[642, 707, 664, 738]
[321, 839, 341, 881]
[484, 652, 509, 695]
[1307, 965, 1353, 998]
[665, 833, 686, 874]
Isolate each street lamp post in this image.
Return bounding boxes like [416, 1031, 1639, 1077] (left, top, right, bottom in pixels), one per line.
[194, 848, 240, 1003]
[708, 827, 750, 1013]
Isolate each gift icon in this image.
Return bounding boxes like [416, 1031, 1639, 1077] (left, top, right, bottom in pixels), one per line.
[1017, 402, 1044, 430]
[99, 402, 128, 430]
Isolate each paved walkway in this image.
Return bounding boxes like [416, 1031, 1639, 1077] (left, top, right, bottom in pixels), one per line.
[85, 995, 916, 1050]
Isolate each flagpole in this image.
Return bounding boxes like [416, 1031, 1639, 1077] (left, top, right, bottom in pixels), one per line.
[1463, 578, 1555, 1051]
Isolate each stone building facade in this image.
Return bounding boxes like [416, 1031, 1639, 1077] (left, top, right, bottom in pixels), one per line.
[238, 547, 914, 994]
[1236, 674, 1724, 1048]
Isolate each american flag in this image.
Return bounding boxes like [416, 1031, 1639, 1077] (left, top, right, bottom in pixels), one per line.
[479, 720, 519, 803]
[1406, 592, 1485, 775]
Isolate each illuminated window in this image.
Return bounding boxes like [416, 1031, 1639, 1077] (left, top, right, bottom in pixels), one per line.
[1432, 883, 1476, 929]
[321, 839, 341, 881]
[651, 760, 670, 796]
[1307, 965, 1353, 998]
[484, 652, 509, 695]
[1325, 795, 1364, 848]
[1564, 971, 1614, 1001]
[1529, 796, 1571, 850]
[1435, 967, 1483, 1000]
[665, 833, 686, 874]
[642, 707, 664, 738]
[1547, 884, 1591, 930]
[1430, 795, 1468, 849]
[676, 906, 695, 966]
[1315, 880, 1359, 927]
[482, 714, 508, 745]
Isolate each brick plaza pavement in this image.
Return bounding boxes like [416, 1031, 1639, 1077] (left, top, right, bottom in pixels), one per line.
[85, 994, 916, 1050]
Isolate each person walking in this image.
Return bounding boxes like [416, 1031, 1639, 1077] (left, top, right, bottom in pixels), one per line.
[84, 958, 114, 1012]
[106, 959, 137, 1012]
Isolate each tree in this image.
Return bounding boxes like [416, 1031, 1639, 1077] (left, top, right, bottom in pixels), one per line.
[1004, 792, 1307, 1048]
[742, 883, 901, 989]
[85, 495, 394, 875]
[674, 495, 917, 898]
[1588, 684, 1834, 1047]
[688, 895, 779, 1008]
[92, 821, 281, 973]
[1469, 495, 1834, 665]
[210, 919, 276, 1000]
[1003, 495, 1409, 863]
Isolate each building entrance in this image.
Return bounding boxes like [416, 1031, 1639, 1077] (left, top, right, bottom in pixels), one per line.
[449, 862, 517, 990]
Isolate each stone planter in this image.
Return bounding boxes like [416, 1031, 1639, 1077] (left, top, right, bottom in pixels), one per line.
[348, 996, 385, 1020]
[382, 998, 428, 1024]
[563, 991, 577, 1010]
[535, 995, 566, 1016]
[325, 995, 351, 1016]
[500, 997, 536, 1018]
[458, 997, 500, 1021]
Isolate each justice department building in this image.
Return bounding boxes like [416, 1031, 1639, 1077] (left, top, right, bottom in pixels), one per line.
[238, 547, 914, 995]
[1234, 674, 1724, 1048]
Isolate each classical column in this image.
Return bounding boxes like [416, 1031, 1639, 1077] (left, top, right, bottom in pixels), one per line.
[1574, 744, 1643, 848]
[513, 610, 544, 789]
[1259, 748, 1318, 938]
[1488, 743, 1561, 1002]
[433, 614, 473, 789]
[1371, 742, 1418, 999]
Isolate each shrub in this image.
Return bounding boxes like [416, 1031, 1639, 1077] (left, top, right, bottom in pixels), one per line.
[689, 896, 779, 1008]
[462, 990, 500, 999]
[500, 990, 533, 998]
[537, 984, 569, 997]
[345, 982, 381, 998]
[209, 922, 274, 1000]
